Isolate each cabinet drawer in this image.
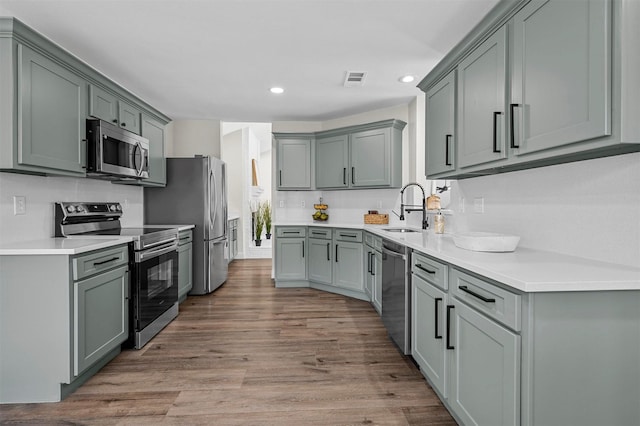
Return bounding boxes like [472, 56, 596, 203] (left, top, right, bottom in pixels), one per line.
[73, 245, 129, 281]
[309, 227, 332, 240]
[334, 228, 362, 242]
[276, 227, 306, 238]
[178, 230, 193, 245]
[373, 236, 383, 251]
[412, 251, 448, 291]
[450, 268, 521, 331]
[364, 232, 374, 246]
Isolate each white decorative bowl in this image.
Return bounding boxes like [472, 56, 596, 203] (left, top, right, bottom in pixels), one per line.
[453, 232, 520, 252]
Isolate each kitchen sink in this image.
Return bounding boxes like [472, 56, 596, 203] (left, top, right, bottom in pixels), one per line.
[383, 228, 420, 233]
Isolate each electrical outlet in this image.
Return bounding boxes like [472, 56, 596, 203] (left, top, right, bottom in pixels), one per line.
[473, 197, 484, 214]
[377, 200, 383, 209]
[301, 200, 305, 208]
[279, 200, 284, 208]
[459, 197, 465, 213]
[13, 196, 26, 215]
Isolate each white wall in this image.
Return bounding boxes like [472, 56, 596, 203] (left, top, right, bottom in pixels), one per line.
[0, 173, 143, 244]
[170, 119, 221, 158]
[452, 152, 640, 267]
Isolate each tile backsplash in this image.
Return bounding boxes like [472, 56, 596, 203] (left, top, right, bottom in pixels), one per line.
[0, 173, 143, 244]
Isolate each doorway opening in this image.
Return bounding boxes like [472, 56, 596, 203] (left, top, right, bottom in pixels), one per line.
[221, 122, 272, 259]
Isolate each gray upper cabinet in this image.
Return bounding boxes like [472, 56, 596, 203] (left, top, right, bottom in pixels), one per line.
[89, 85, 141, 135]
[140, 114, 167, 186]
[315, 134, 349, 189]
[275, 136, 312, 190]
[314, 119, 406, 190]
[418, 0, 639, 179]
[12, 44, 87, 176]
[0, 18, 170, 178]
[350, 127, 392, 187]
[510, 0, 610, 155]
[425, 70, 456, 177]
[457, 26, 507, 169]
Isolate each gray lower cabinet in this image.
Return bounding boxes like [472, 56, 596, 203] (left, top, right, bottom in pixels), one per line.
[274, 137, 312, 190]
[448, 299, 520, 426]
[425, 70, 456, 178]
[74, 265, 129, 377]
[177, 230, 193, 301]
[365, 232, 383, 314]
[0, 244, 129, 403]
[227, 219, 238, 262]
[274, 227, 307, 282]
[411, 275, 448, 397]
[411, 252, 640, 426]
[5, 43, 87, 176]
[333, 229, 364, 293]
[372, 250, 382, 313]
[308, 237, 332, 284]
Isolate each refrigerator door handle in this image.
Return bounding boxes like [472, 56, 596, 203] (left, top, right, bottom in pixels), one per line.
[209, 168, 217, 237]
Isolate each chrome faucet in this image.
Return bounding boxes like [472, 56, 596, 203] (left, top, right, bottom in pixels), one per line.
[400, 182, 428, 229]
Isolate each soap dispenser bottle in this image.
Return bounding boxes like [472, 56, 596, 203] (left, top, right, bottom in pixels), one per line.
[434, 210, 445, 234]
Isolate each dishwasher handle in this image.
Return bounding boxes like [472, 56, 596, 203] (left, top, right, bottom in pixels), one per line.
[382, 245, 406, 261]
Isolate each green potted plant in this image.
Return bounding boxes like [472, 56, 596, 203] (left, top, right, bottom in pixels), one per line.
[254, 207, 264, 246]
[263, 201, 272, 239]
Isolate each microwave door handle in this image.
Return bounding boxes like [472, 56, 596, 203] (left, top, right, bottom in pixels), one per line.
[134, 142, 144, 177]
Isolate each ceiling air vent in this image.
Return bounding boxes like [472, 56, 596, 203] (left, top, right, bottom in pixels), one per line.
[344, 71, 367, 87]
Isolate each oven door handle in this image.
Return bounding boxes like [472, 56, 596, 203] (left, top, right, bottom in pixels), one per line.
[136, 243, 178, 262]
[142, 237, 178, 250]
[382, 246, 406, 261]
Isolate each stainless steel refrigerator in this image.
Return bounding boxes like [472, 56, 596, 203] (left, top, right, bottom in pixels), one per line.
[144, 156, 228, 295]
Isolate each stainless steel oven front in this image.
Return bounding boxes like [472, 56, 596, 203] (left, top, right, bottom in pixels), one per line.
[130, 238, 179, 349]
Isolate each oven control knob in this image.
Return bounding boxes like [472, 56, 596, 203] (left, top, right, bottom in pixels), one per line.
[109, 204, 117, 212]
[116, 204, 122, 211]
[76, 205, 85, 213]
[66, 205, 76, 213]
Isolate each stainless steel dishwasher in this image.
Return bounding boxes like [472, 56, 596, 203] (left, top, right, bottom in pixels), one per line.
[381, 239, 410, 355]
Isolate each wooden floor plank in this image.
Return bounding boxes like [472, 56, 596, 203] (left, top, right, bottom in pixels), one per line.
[0, 259, 456, 425]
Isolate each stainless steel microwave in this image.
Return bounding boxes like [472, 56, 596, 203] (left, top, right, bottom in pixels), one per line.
[86, 119, 149, 179]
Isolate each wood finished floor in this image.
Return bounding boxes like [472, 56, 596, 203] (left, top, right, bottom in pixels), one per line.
[0, 259, 456, 425]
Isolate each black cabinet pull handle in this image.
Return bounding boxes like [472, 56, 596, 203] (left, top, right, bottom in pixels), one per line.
[121, 122, 126, 127]
[302, 243, 304, 258]
[279, 170, 282, 186]
[493, 111, 502, 153]
[351, 167, 355, 184]
[435, 298, 442, 339]
[282, 231, 299, 234]
[416, 264, 436, 274]
[93, 256, 119, 266]
[327, 243, 330, 261]
[371, 254, 376, 276]
[340, 233, 357, 238]
[445, 134, 452, 166]
[343, 167, 346, 185]
[112, 119, 118, 124]
[459, 285, 496, 303]
[335, 244, 339, 262]
[367, 251, 372, 273]
[446, 305, 455, 350]
[510, 103, 520, 148]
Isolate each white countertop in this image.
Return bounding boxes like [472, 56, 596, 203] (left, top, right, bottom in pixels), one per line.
[0, 238, 131, 255]
[275, 222, 640, 293]
[143, 224, 195, 231]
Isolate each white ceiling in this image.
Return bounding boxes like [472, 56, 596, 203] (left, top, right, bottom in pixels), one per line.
[0, 0, 499, 122]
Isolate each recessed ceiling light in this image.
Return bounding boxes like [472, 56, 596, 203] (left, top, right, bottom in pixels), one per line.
[270, 87, 284, 94]
[399, 75, 415, 83]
